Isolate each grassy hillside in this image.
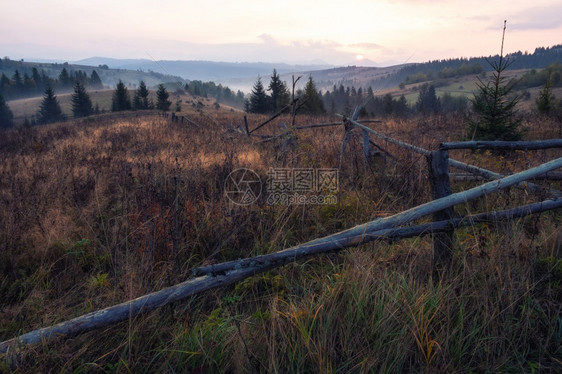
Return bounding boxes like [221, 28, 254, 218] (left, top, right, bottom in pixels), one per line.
[0, 58, 186, 98]
[372, 69, 562, 111]
[0, 104, 561, 371]
[6, 89, 228, 126]
[7, 89, 114, 124]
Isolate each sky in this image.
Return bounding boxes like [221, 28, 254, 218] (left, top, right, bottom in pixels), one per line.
[1, 0, 561, 66]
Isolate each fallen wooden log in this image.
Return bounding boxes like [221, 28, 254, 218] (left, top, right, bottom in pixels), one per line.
[440, 139, 562, 151]
[2, 195, 560, 354]
[193, 197, 562, 276]
[178, 115, 200, 127]
[295, 122, 341, 130]
[451, 171, 562, 181]
[340, 115, 431, 156]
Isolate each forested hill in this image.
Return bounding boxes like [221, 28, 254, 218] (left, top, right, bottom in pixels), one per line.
[270, 44, 562, 92]
[395, 44, 562, 85]
[0, 58, 185, 100]
[1, 44, 560, 101]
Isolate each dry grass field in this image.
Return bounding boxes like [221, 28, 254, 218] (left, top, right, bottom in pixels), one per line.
[0, 106, 561, 372]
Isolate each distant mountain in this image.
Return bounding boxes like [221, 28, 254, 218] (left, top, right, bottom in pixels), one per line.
[74, 57, 333, 84]
[72, 57, 407, 92]
[3, 43, 559, 102]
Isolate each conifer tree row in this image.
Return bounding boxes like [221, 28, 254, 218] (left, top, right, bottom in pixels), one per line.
[246, 70, 324, 115]
[0, 65, 104, 100]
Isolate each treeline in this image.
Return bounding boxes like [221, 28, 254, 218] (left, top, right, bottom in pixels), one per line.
[403, 63, 484, 85]
[398, 44, 562, 86]
[0, 62, 104, 100]
[245, 70, 325, 115]
[245, 70, 468, 118]
[0, 81, 94, 129]
[185, 80, 246, 108]
[321, 83, 466, 118]
[512, 62, 562, 89]
[0, 78, 175, 129]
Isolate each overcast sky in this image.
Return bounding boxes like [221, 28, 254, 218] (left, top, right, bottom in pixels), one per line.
[1, 0, 561, 66]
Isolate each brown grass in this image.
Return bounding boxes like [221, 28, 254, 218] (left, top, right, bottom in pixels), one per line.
[0, 108, 561, 372]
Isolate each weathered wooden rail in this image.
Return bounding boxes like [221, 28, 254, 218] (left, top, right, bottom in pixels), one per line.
[242, 104, 561, 271]
[1, 157, 561, 353]
[159, 111, 201, 127]
[440, 139, 562, 150]
[342, 114, 561, 195]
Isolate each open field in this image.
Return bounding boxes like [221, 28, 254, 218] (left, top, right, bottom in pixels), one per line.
[0, 106, 561, 372]
[7, 90, 115, 124]
[6, 90, 228, 126]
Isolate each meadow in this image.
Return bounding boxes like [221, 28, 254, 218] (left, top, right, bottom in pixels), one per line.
[0, 104, 561, 372]
[5, 90, 222, 127]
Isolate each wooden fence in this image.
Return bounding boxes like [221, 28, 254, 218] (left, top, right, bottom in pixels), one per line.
[1, 109, 561, 354]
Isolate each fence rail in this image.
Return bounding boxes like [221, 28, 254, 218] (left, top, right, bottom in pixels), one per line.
[341, 114, 561, 196]
[440, 139, 562, 150]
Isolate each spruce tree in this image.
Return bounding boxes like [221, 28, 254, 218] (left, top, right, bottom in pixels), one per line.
[12, 70, 23, 97]
[156, 84, 171, 111]
[365, 86, 376, 115]
[37, 86, 65, 124]
[267, 69, 290, 112]
[134, 80, 151, 110]
[32, 67, 43, 93]
[111, 80, 131, 112]
[58, 68, 71, 88]
[0, 93, 14, 128]
[382, 93, 394, 116]
[23, 73, 36, 93]
[468, 21, 523, 140]
[416, 83, 441, 115]
[71, 81, 93, 118]
[301, 76, 324, 115]
[0, 73, 10, 97]
[247, 76, 269, 114]
[395, 95, 410, 117]
[536, 71, 555, 115]
[90, 70, 103, 89]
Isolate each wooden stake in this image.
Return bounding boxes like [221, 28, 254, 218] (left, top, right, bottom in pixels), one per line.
[427, 150, 454, 276]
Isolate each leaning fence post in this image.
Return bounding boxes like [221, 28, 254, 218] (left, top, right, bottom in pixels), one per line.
[243, 116, 250, 137]
[363, 129, 370, 161]
[427, 149, 454, 276]
[339, 106, 362, 169]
